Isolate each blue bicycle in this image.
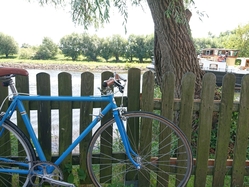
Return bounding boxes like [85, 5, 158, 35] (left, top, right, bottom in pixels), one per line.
[0, 67, 192, 187]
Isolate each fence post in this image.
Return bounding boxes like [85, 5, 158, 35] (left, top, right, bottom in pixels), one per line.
[176, 72, 195, 185]
[15, 75, 30, 136]
[58, 72, 73, 180]
[139, 71, 155, 186]
[231, 74, 249, 187]
[194, 72, 216, 187]
[158, 72, 175, 187]
[213, 73, 235, 186]
[0, 73, 11, 187]
[79, 72, 94, 185]
[127, 68, 141, 112]
[141, 71, 154, 112]
[100, 71, 113, 183]
[178, 72, 195, 141]
[37, 73, 52, 161]
[15, 75, 30, 185]
[161, 72, 175, 121]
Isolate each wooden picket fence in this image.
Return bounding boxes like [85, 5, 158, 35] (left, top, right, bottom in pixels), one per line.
[0, 68, 249, 186]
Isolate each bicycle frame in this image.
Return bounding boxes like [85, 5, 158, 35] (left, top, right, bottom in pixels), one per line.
[0, 93, 139, 175]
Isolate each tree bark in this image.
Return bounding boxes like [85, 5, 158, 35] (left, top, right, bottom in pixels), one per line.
[147, 0, 203, 98]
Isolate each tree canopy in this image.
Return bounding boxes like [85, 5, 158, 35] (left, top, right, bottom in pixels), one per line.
[33, 37, 58, 59]
[193, 23, 249, 57]
[34, 0, 203, 97]
[0, 33, 19, 57]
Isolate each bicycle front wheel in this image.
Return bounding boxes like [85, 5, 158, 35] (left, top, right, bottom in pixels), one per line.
[87, 111, 193, 187]
[0, 119, 36, 187]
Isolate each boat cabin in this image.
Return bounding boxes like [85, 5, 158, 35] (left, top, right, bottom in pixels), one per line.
[200, 48, 239, 66]
[236, 58, 249, 70]
[199, 48, 240, 72]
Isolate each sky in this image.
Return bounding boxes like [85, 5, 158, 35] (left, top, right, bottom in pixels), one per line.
[0, 0, 248, 46]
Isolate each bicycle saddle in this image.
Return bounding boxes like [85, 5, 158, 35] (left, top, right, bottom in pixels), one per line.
[0, 67, 29, 77]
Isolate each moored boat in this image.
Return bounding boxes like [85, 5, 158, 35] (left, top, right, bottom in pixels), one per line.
[199, 48, 249, 86]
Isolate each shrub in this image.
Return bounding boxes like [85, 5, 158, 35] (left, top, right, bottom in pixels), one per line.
[18, 48, 35, 59]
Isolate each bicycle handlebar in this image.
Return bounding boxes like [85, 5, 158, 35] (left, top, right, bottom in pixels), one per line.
[102, 73, 126, 93]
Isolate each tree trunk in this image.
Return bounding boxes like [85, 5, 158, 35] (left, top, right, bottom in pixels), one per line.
[147, 0, 203, 98]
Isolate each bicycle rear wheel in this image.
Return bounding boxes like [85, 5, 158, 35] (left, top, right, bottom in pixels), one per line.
[0, 119, 36, 187]
[87, 111, 193, 187]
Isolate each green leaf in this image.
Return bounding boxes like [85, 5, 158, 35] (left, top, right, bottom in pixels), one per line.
[77, 168, 87, 181]
[68, 173, 74, 183]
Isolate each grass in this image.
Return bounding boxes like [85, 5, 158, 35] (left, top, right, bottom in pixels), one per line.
[0, 55, 151, 71]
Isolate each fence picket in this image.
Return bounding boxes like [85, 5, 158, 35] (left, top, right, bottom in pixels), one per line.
[58, 72, 73, 180]
[15, 75, 30, 185]
[100, 71, 113, 183]
[232, 74, 249, 187]
[161, 72, 175, 121]
[139, 71, 155, 187]
[157, 72, 175, 187]
[213, 73, 236, 186]
[37, 73, 52, 161]
[177, 72, 195, 185]
[0, 75, 10, 187]
[126, 68, 141, 183]
[194, 73, 216, 186]
[79, 72, 94, 185]
[16, 75, 30, 137]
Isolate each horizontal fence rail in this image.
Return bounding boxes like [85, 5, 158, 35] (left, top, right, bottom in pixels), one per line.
[0, 68, 249, 186]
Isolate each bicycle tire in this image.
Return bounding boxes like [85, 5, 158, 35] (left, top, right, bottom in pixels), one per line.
[87, 111, 193, 187]
[0, 119, 36, 187]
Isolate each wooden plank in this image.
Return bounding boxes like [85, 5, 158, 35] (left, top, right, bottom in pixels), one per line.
[141, 71, 154, 112]
[15, 75, 30, 186]
[15, 75, 30, 136]
[37, 73, 52, 161]
[127, 68, 141, 151]
[58, 72, 73, 180]
[0, 77, 11, 187]
[79, 72, 94, 185]
[231, 74, 249, 187]
[161, 72, 175, 121]
[127, 68, 141, 112]
[126, 68, 141, 183]
[139, 71, 154, 187]
[213, 73, 235, 186]
[158, 72, 175, 187]
[100, 71, 113, 183]
[177, 72, 195, 186]
[194, 73, 216, 187]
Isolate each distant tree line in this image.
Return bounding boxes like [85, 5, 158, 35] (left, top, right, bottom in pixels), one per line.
[0, 32, 154, 62]
[194, 23, 249, 57]
[1, 23, 249, 61]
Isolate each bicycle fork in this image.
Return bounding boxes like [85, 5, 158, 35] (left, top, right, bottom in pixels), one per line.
[113, 110, 141, 169]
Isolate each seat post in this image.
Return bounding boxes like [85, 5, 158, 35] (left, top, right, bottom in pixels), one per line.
[7, 78, 18, 96]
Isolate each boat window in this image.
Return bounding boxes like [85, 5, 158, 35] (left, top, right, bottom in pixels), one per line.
[235, 59, 241, 65]
[246, 60, 249, 67]
[228, 50, 239, 57]
[233, 51, 238, 56]
[209, 64, 218, 70]
[199, 62, 203, 69]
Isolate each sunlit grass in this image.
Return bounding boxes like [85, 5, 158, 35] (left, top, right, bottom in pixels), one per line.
[0, 55, 150, 71]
